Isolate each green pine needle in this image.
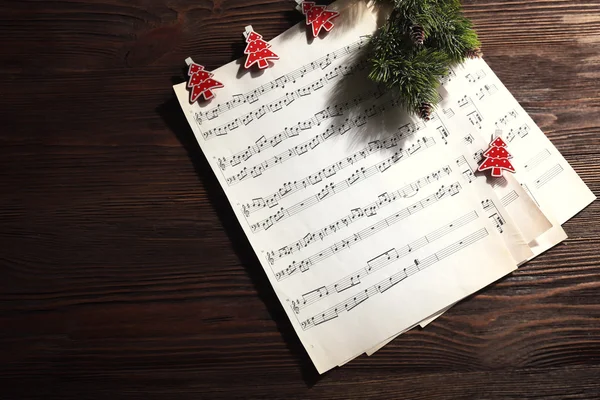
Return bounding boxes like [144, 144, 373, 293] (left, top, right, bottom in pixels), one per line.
[369, 0, 480, 117]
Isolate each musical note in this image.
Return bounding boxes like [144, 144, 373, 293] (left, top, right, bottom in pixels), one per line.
[194, 37, 370, 126]
[300, 228, 489, 329]
[462, 167, 476, 183]
[173, 21, 596, 374]
[495, 109, 519, 129]
[465, 69, 486, 83]
[219, 90, 385, 171]
[266, 166, 453, 265]
[457, 96, 472, 108]
[535, 164, 564, 189]
[250, 139, 438, 234]
[491, 213, 505, 233]
[476, 84, 498, 100]
[481, 199, 494, 212]
[480, 199, 506, 233]
[455, 155, 468, 167]
[467, 110, 483, 129]
[506, 123, 530, 143]
[240, 130, 433, 216]
[517, 124, 530, 138]
[224, 102, 388, 181]
[440, 69, 457, 85]
[437, 126, 449, 145]
[205, 64, 370, 140]
[290, 211, 479, 312]
[275, 182, 462, 281]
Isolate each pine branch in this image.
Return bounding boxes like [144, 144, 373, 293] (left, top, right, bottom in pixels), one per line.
[369, 0, 481, 118]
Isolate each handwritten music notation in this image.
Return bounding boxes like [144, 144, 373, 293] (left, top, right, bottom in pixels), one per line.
[465, 69, 487, 83]
[506, 123, 530, 143]
[194, 36, 370, 125]
[224, 100, 391, 185]
[290, 211, 479, 313]
[535, 164, 564, 189]
[203, 61, 369, 140]
[524, 149, 551, 172]
[241, 123, 426, 216]
[249, 136, 437, 233]
[219, 89, 384, 172]
[300, 228, 490, 330]
[495, 109, 519, 129]
[275, 182, 462, 281]
[500, 190, 519, 207]
[266, 166, 453, 265]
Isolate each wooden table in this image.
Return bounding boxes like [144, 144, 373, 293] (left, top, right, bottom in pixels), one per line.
[1, 0, 599, 398]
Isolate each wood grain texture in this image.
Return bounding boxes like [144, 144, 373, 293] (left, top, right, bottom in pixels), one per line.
[0, 0, 599, 398]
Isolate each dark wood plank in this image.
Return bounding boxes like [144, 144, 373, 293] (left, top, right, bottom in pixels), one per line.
[0, 0, 599, 398]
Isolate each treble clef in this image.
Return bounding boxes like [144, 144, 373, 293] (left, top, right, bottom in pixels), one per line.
[291, 300, 300, 314]
[194, 112, 203, 125]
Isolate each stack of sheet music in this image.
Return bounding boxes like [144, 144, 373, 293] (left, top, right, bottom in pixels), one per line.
[174, 0, 595, 373]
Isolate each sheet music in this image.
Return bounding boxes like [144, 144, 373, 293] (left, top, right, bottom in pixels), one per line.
[427, 93, 552, 244]
[443, 119, 553, 244]
[440, 59, 596, 226]
[173, 1, 594, 371]
[420, 110, 549, 254]
[173, 1, 525, 373]
[368, 53, 595, 344]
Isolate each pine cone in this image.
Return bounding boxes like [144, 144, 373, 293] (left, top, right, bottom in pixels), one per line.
[410, 25, 425, 46]
[418, 103, 432, 121]
[465, 47, 483, 59]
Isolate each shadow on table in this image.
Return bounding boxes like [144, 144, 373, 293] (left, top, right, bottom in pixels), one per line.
[157, 94, 324, 387]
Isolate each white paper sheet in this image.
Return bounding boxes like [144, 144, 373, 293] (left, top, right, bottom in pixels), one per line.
[173, 0, 593, 371]
[173, 1, 528, 373]
[439, 59, 596, 226]
[370, 52, 595, 342]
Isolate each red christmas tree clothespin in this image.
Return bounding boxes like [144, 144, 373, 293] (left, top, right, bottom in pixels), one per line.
[185, 58, 224, 103]
[477, 135, 516, 177]
[243, 26, 279, 70]
[296, 0, 339, 38]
